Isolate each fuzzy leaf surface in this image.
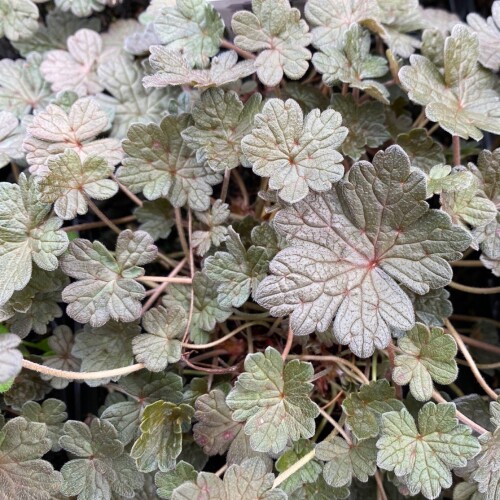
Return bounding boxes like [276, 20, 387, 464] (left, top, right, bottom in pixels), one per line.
[226, 346, 319, 454]
[60, 230, 157, 327]
[192, 200, 229, 256]
[155, 461, 197, 499]
[0, 333, 22, 383]
[0, 0, 39, 42]
[396, 129, 446, 173]
[0, 111, 23, 168]
[134, 200, 175, 241]
[255, 146, 470, 357]
[467, 2, 500, 71]
[242, 98, 347, 203]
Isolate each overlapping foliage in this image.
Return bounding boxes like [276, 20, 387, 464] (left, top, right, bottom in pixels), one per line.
[0, 0, 499, 499]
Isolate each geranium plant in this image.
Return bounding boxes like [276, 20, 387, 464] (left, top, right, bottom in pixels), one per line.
[0, 0, 499, 498]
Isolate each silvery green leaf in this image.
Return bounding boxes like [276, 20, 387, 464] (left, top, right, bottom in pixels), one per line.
[342, 380, 404, 440]
[313, 24, 389, 104]
[0, 333, 22, 383]
[255, 146, 470, 357]
[139, 0, 173, 25]
[0, 173, 69, 307]
[3, 370, 51, 410]
[477, 216, 500, 277]
[404, 287, 452, 328]
[117, 114, 222, 211]
[40, 28, 104, 97]
[203, 226, 277, 308]
[399, 25, 500, 141]
[153, 0, 224, 68]
[24, 97, 123, 174]
[21, 399, 67, 452]
[316, 437, 376, 488]
[275, 439, 322, 494]
[467, 1, 500, 72]
[282, 82, 329, 113]
[192, 200, 229, 256]
[232, 0, 312, 87]
[172, 457, 286, 499]
[162, 272, 232, 344]
[97, 55, 173, 139]
[60, 230, 157, 327]
[330, 94, 390, 160]
[226, 346, 319, 454]
[143, 48, 255, 89]
[0, 110, 24, 168]
[377, 402, 481, 499]
[41, 325, 80, 390]
[241, 98, 347, 203]
[156, 461, 197, 499]
[124, 22, 162, 56]
[421, 29, 445, 67]
[39, 150, 118, 220]
[131, 400, 194, 472]
[0, 417, 62, 498]
[420, 7, 460, 34]
[12, 10, 101, 56]
[101, 19, 140, 58]
[102, 372, 183, 445]
[182, 88, 262, 172]
[393, 323, 458, 402]
[60, 418, 144, 500]
[72, 321, 138, 387]
[134, 199, 175, 241]
[0, 53, 51, 117]
[427, 165, 475, 198]
[132, 305, 186, 372]
[396, 129, 445, 174]
[452, 481, 482, 500]
[54, 0, 107, 17]
[0, 0, 39, 42]
[470, 400, 500, 499]
[305, 0, 381, 51]
[472, 147, 500, 204]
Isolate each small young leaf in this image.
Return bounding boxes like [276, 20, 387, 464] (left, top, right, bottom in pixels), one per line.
[232, 0, 312, 86]
[153, 0, 224, 68]
[393, 323, 458, 402]
[39, 150, 118, 220]
[155, 461, 198, 499]
[182, 89, 262, 172]
[0, 333, 23, 383]
[316, 436, 377, 488]
[226, 346, 319, 454]
[0, 174, 69, 307]
[143, 48, 255, 89]
[132, 305, 186, 372]
[131, 400, 194, 472]
[60, 230, 157, 327]
[376, 402, 481, 499]
[342, 380, 404, 440]
[399, 25, 500, 140]
[0, 417, 62, 498]
[135, 199, 175, 241]
[117, 114, 222, 211]
[192, 200, 230, 256]
[241, 98, 347, 203]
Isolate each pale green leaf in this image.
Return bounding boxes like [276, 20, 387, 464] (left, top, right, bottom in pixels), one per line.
[192, 200, 229, 256]
[427, 165, 474, 198]
[421, 29, 445, 67]
[131, 400, 194, 472]
[316, 436, 377, 487]
[342, 380, 404, 440]
[330, 94, 390, 160]
[0, 333, 22, 383]
[255, 146, 470, 357]
[0, 416, 62, 498]
[162, 272, 231, 344]
[289, 474, 349, 500]
[377, 402, 481, 499]
[0, 173, 69, 307]
[313, 24, 389, 103]
[0, 111, 24, 168]
[396, 129, 445, 174]
[21, 399, 67, 452]
[232, 0, 312, 86]
[24, 97, 123, 174]
[474, 147, 500, 204]
[101, 372, 183, 446]
[143, 48, 255, 89]
[155, 461, 197, 499]
[226, 346, 319, 454]
[182, 88, 262, 171]
[132, 305, 186, 372]
[60, 230, 157, 327]
[39, 150, 118, 220]
[134, 200, 175, 241]
[117, 114, 222, 211]
[72, 320, 138, 387]
[0, 0, 39, 42]
[399, 25, 500, 141]
[54, 0, 107, 17]
[153, 0, 224, 68]
[241, 98, 347, 203]
[393, 323, 458, 402]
